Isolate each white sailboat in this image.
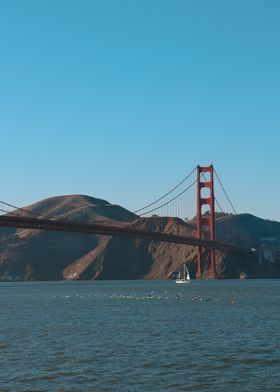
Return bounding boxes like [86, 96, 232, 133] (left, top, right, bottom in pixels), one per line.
[176, 263, 191, 284]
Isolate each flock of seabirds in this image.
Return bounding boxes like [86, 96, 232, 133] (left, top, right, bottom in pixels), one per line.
[53, 291, 236, 304]
[110, 291, 213, 302]
[53, 264, 238, 303]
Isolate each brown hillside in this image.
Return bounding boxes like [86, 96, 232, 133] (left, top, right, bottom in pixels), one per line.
[0, 195, 279, 280]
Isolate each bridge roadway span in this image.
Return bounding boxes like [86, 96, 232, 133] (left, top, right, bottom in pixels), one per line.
[0, 215, 253, 254]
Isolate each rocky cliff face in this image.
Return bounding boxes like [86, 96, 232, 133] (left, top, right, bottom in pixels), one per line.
[63, 216, 199, 281]
[0, 195, 279, 280]
[0, 195, 137, 281]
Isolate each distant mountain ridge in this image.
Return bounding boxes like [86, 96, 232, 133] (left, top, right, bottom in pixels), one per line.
[0, 195, 279, 281]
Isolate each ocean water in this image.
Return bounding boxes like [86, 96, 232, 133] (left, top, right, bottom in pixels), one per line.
[1, 279, 280, 391]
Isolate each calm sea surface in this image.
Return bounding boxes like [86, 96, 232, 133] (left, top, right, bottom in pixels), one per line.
[1, 279, 280, 391]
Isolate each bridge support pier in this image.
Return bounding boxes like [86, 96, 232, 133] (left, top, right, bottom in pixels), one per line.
[196, 165, 215, 278]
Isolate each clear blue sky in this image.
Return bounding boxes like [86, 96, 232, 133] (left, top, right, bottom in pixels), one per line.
[0, 0, 279, 220]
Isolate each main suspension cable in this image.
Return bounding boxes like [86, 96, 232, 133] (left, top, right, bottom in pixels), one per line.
[139, 178, 198, 216]
[0, 200, 52, 220]
[133, 166, 197, 214]
[213, 168, 237, 214]
[0, 208, 23, 217]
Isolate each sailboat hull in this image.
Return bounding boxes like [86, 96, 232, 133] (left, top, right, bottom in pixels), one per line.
[175, 279, 191, 284]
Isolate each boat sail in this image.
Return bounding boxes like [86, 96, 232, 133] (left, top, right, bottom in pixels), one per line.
[176, 263, 191, 284]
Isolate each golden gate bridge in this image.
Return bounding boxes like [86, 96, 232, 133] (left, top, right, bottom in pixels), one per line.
[0, 165, 255, 278]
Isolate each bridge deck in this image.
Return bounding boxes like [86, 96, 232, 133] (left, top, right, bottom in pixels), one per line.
[0, 215, 253, 254]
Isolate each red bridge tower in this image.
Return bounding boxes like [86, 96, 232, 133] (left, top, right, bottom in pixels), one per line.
[196, 164, 215, 278]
